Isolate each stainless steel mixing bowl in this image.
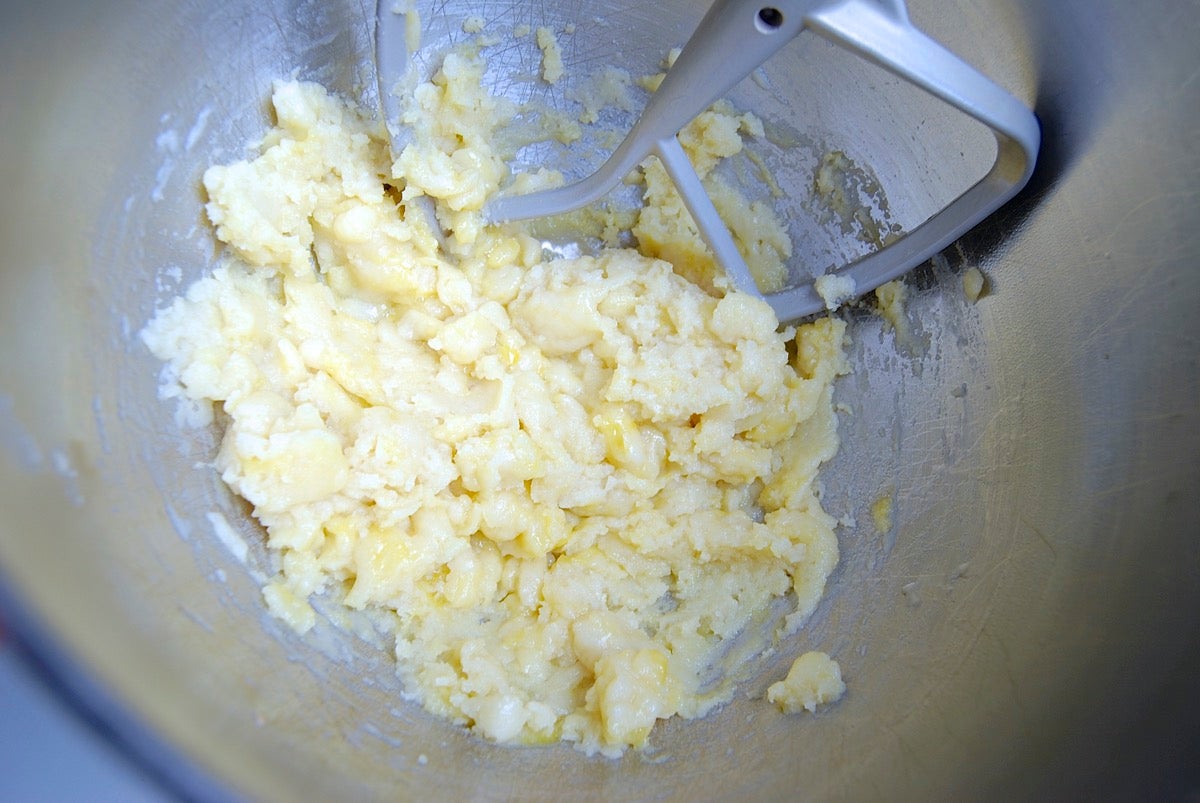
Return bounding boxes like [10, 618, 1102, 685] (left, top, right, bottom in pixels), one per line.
[1, 0, 1197, 799]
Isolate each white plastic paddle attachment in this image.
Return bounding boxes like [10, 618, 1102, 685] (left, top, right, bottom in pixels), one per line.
[484, 0, 1040, 322]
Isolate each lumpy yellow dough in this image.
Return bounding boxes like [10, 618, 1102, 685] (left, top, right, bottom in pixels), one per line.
[143, 48, 848, 756]
[767, 651, 846, 714]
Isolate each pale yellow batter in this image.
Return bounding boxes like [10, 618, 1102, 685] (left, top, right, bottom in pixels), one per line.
[144, 45, 847, 756]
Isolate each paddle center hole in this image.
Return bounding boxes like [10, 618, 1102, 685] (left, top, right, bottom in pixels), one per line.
[757, 7, 784, 31]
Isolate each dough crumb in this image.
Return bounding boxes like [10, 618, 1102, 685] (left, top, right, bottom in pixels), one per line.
[873, 278, 907, 331]
[962, 266, 988, 303]
[405, 5, 421, 53]
[461, 16, 485, 34]
[814, 273, 856, 311]
[536, 27, 564, 84]
[870, 491, 893, 534]
[874, 279, 911, 342]
[767, 652, 846, 714]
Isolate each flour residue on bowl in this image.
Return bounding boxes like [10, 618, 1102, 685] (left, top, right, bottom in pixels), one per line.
[142, 41, 848, 756]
